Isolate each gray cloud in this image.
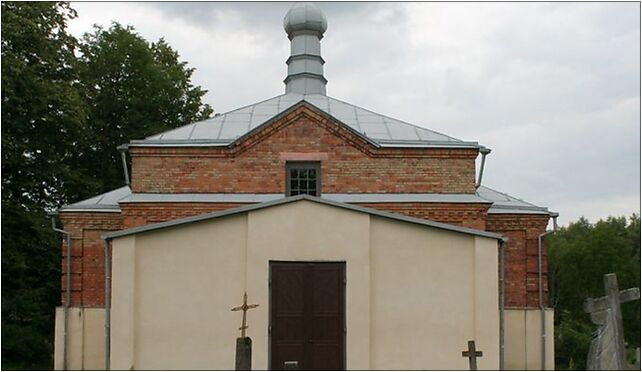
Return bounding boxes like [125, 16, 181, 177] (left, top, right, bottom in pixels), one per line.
[68, 2, 640, 225]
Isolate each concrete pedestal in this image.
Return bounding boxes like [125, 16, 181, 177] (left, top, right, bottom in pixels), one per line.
[235, 337, 252, 370]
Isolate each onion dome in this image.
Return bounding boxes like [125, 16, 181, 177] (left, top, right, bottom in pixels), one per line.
[283, 2, 328, 38]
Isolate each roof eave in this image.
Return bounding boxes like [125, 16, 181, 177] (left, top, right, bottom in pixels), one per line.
[377, 140, 483, 149]
[487, 205, 551, 215]
[128, 139, 231, 147]
[59, 208, 122, 213]
[127, 140, 484, 149]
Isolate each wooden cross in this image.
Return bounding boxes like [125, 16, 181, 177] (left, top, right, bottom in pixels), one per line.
[462, 340, 483, 371]
[231, 292, 259, 338]
[584, 273, 640, 370]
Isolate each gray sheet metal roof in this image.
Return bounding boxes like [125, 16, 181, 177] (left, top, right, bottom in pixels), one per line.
[476, 186, 554, 215]
[58, 186, 130, 213]
[58, 185, 555, 217]
[104, 194, 504, 241]
[136, 94, 481, 149]
[60, 188, 490, 212]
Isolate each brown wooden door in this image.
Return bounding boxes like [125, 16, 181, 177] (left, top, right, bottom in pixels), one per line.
[270, 262, 345, 370]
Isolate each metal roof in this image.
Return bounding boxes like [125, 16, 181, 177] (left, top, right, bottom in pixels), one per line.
[58, 185, 554, 216]
[476, 186, 554, 215]
[58, 186, 130, 213]
[103, 194, 505, 241]
[135, 94, 481, 149]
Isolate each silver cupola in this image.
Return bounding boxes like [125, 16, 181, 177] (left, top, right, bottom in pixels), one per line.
[283, 3, 328, 95]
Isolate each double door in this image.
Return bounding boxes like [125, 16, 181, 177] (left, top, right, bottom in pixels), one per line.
[269, 261, 346, 370]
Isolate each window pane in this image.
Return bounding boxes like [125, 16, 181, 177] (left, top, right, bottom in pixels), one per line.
[287, 163, 320, 197]
[307, 180, 316, 190]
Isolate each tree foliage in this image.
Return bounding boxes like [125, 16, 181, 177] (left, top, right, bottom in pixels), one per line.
[2, 1, 92, 209]
[77, 23, 213, 192]
[548, 215, 641, 370]
[1, 2, 213, 369]
[1, 3, 85, 369]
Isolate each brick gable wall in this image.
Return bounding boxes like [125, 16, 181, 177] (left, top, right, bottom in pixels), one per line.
[130, 105, 478, 194]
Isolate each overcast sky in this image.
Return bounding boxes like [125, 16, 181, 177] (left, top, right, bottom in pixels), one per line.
[68, 1, 640, 226]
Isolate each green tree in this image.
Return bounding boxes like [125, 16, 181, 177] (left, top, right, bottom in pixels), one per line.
[548, 215, 641, 370]
[1, 2, 89, 369]
[2, 4, 214, 369]
[77, 23, 213, 192]
[2, 1, 94, 208]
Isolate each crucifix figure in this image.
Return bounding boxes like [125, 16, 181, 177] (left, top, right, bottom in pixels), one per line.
[231, 292, 259, 338]
[584, 273, 640, 370]
[462, 340, 483, 371]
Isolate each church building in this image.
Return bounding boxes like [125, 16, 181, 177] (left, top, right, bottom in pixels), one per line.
[53, 3, 557, 370]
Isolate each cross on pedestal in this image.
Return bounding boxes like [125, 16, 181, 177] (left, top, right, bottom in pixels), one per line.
[584, 273, 640, 370]
[462, 340, 483, 371]
[231, 292, 259, 338]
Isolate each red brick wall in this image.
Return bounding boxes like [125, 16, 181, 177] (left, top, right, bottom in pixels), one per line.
[120, 202, 489, 230]
[356, 203, 489, 230]
[130, 105, 478, 194]
[486, 214, 550, 308]
[59, 212, 123, 307]
[120, 203, 246, 228]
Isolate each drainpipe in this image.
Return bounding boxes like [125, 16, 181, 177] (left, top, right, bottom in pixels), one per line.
[103, 237, 111, 370]
[117, 144, 130, 186]
[538, 213, 558, 370]
[476, 147, 492, 188]
[51, 215, 71, 371]
[499, 238, 507, 370]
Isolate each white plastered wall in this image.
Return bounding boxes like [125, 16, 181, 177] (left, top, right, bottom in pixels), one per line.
[54, 307, 105, 370]
[504, 308, 555, 370]
[111, 216, 247, 370]
[109, 200, 501, 370]
[369, 218, 499, 370]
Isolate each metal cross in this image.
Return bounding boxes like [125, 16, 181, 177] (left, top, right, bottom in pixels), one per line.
[231, 292, 259, 338]
[584, 273, 640, 370]
[462, 340, 483, 371]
